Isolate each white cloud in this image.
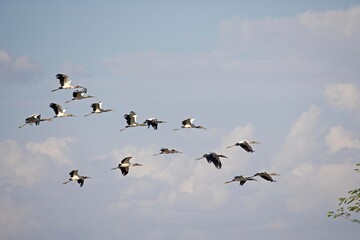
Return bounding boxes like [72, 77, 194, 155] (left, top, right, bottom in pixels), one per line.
[26, 137, 77, 165]
[0, 140, 44, 187]
[219, 123, 255, 150]
[286, 163, 357, 213]
[216, 123, 259, 172]
[273, 105, 320, 171]
[108, 123, 263, 215]
[107, 144, 230, 213]
[0, 138, 75, 188]
[100, 5, 360, 89]
[292, 163, 314, 177]
[262, 219, 288, 231]
[267, 105, 359, 213]
[323, 84, 360, 111]
[298, 6, 360, 37]
[219, 5, 360, 58]
[325, 125, 360, 152]
[0, 49, 41, 84]
[268, 105, 359, 214]
[0, 197, 39, 239]
[102, 5, 360, 85]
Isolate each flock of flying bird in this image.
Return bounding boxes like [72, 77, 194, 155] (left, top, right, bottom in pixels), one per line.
[19, 73, 280, 188]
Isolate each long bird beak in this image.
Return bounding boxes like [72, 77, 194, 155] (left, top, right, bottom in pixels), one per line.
[224, 180, 234, 184]
[110, 167, 118, 170]
[62, 180, 71, 184]
[18, 123, 27, 128]
[120, 126, 129, 132]
[269, 172, 280, 176]
[195, 157, 204, 161]
[226, 145, 235, 148]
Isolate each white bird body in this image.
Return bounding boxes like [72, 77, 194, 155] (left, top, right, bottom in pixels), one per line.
[18, 113, 52, 128]
[111, 157, 143, 176]
[63, 170, 91, 187]
[224, 175, 257, 186]
[183, 118, 195, 128]
[227, 140, 260, 152]
[65, 88, 94, 103]
[84, 101, 114, 117]
[153, 148, 182, 156]
[49, 103, 76, 118]
[51, 74, 84, 92]
[144, 118, 166, 130]
[252, 172, 280, 182]
[195, 152, 227, 169]
[173, 118, 206, 131]
[120, 111, 146, 131]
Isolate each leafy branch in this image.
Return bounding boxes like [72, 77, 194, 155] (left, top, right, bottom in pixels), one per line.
[327, 164, 360, 224]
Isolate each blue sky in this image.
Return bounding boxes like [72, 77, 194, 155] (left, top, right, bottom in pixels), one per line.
[1, 1, 360, 239]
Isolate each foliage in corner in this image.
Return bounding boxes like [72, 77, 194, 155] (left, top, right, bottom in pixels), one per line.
[327, 163, 360, 224]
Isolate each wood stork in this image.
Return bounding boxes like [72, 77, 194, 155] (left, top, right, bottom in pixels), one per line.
[195, 152, 227, 169]
[252, 172, 280, 182]
[173, 118, 206, 131]
[49, 103, 76, 118]
[224, 175, 257, 186]
[18, 114, 52, 128]
[51, 73, 84, 92]
[153, 148, 182, 156]
[63, 170, 91, 187]
[144, 118, 166, 130]
[65, 88, 94, 103]
[84, 101, 114, 117]
[119, 111, 146, 131]
[227, 140, 260, 152]
[111, 157, 143, 176]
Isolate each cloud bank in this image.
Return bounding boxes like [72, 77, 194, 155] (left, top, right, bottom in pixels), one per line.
[0, 49, 41, 84]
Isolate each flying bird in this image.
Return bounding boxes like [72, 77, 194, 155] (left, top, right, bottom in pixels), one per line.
[120, 111, 146, 131]
[144, 118, 166, 130]
[51, 73, 84, 92]
[111, 157, 143, 176]
[84, 101, 114, 117]
[252, 172, 280, 182]
[227, 140, 260, 152]
[49, 103, 76, 118]
[153, 148, 182, 156]
[173, 118, 206, 131]
[63, 170, 91, 187]
[18, 114, 52, 128]
[224, 175, 258, 186]
[65, 88, 94, 103]
[195, 152, 227, 169]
